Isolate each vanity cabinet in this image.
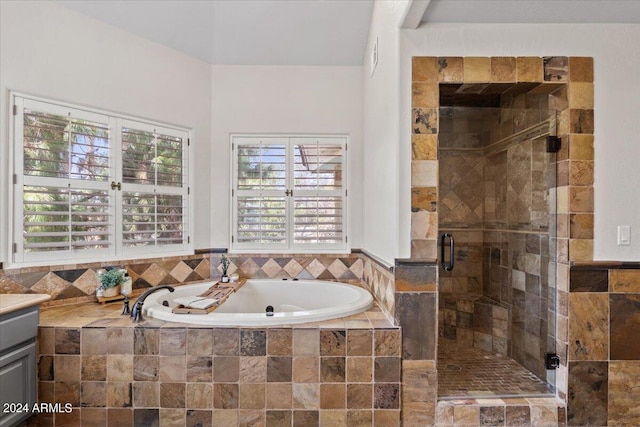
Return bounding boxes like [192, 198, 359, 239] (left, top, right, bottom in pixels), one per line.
[0, 306, 38, 427]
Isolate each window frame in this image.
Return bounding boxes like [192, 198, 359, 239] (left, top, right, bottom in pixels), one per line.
[8, 92, 194, 268]
[230, 134, 349, 254]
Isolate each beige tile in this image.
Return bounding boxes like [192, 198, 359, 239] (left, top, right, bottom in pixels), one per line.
[568, 83, 594, 109]
[569, 239, 593, 262]
[412, 83, 439, 108]
[610, 269, 640, 292]
[464, 57, 491, 82]
[491, 57, 516, 82]
[517, 57, 543, 82]
[412, 134, 437, 160]
[437, 57, 464, 82]
[411, 160, 438, 187]
[453, 405, 479, 426]
[412, 56, 438, 83]
[569, 134, 594, 160]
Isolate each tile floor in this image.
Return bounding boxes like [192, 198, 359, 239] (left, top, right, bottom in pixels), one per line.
[438, 339, 553, 399]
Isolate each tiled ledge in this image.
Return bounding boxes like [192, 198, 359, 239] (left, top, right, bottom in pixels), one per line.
[570, 261, 640, 269]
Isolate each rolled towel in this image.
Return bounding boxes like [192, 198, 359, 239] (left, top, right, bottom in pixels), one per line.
[174, 296, 219, 310]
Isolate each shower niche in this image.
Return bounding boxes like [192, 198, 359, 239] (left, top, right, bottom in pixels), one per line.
[436, 86, 558, 399]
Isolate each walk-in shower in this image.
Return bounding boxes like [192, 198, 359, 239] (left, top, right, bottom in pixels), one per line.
[437, 100, 558, 399]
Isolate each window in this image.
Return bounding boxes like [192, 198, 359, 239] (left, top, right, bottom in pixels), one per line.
[10, 94, 191, 266]
[231, 135, 347, 252]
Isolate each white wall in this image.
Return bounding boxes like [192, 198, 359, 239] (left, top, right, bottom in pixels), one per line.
[210, 65, 364, 249]
[399, 23, 640, 261]
[361, 0, 410, 265]
[0, 1, 212, 263]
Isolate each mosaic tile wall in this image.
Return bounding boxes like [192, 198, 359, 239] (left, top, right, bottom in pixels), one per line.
[567, 264, 640, 427]
[35, 320, 402, 426]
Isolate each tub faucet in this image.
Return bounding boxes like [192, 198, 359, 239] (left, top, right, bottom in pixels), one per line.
[131, 285, 175, 322]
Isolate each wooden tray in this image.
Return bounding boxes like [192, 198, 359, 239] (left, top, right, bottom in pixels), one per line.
[172, 278, 247, 315]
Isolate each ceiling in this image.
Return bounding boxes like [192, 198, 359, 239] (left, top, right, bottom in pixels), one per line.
[422, 0, 640, 24]
[55, 0, 374, 66]
[55, 0, 639, 66]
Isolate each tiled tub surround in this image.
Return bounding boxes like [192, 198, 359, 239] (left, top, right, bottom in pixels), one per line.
[34, 302, 400, 426]
[0, 252, 395, 318]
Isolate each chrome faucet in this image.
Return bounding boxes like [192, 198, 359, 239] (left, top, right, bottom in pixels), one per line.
[131, 285, 175, 322]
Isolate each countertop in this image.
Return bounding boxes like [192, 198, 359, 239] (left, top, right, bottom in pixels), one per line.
[0, 294, 52, 316]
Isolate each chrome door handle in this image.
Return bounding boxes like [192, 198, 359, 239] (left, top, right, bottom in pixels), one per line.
[440, 233, 454, 271]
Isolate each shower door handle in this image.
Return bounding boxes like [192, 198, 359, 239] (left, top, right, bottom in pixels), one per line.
[441, 233, 454, 271]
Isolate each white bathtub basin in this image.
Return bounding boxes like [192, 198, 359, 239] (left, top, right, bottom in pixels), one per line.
[142, 279, 373, 326]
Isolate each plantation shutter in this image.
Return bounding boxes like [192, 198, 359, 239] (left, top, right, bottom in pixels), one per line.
[16, 99, 113, 262]
[234, 138, 288, 248]
[120, 121, 189, 254]
[232, 136, 347, 251]
[11, 94, 192, 266]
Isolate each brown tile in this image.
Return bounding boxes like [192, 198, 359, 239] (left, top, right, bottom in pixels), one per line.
[159, 329, 186, 355]
[505, 406, 530, 426]
[133, 355, 158, 381]
[211, 409, 238, 426]
[267, 383, 293, 409]
[320, 383, 346, 409]
[81, 381, 107, 407]
[480, 406, 505, 426]
[412, 83, 439, 109]
[437, 57, 463, 82]
[608, 361, 640, 425]
[374, 384, 399, 409]
[107, 328, 133, 354]
[320, 410, 347, 426]
[107, 382, 132, 407]
[569, 293, 608, 360]
[82, 328, 107, 355]
[411, 134, 437, 160]
[187, 329, 213, 355]
[268, 329, 292, 356]
[454, 405, 479, 426]
[186, 410, 211, 427]
[395, 292, 437, 360]
[160, 383, 185, 408]
[214, 356, 239, 382]
[346, 357, 372, 383]
[375, 409, 400, 427]
[570, 160, 593, 186]
[320, 330, 346, 356]
[54, 410, 81, 426]
[464, 57, 491, 82]
[491, 57, 516, 82]
[239, 356, 266, 383]
[54, 381, 80, 407]
[39, 327, 55, 355]
[267, 356, 292, 382]
[568, 134, 594, 160]
[413, 57, 438, 83]
[159, 356, 186, 382]
[186, 383, 213, 409]
[411, 187, 437, 212]
[569, 213, 594, 239]
[412, 108, 438, 134]
[347, 330, 372, 356]
[213, 383, 238, 409]
[106, 355, 133, 381]
[347, 383, 372, 409]
[568, 361, 607, 426]
[55, 328, 80, 354]
[133, 409, 159, 426]
[80, 408, 107, 427]
[374, 357, 400, 382]
[568, 83, 594, 109]
[132, 381, 159, 408]
[134, 328, 159, 355]
[569, 109, 594, 134]
[569, 187, 593, 213]
[187, 355, 212, 382]
[293, 410, 319, 427]
[320, 356, 345, 382]
[266, 410, 291, 427]
[395, 264, 436, 292]
[239, 383, 265, 409]
[610, 294, 640, 360]
[569, 57, 594, 82]
[517, 57, 543, 82]
[54, 355, 80, 381]
[543, 56, 569, 82]
[610, 269, 640, 292]
[570, 268, 607, 292]
[212, 329, 239, 356]
[38, 355, 54, 381]
[347, 410, 373, 426]
[240, 330, 266, 356]
[292, 356, 319, 383]
[293, 383, 320, 410]
[159, 408, 183, 427]
[107, 409, 132, 427]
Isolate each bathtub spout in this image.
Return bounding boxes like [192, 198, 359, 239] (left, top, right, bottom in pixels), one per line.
[131, 285, 175, 322]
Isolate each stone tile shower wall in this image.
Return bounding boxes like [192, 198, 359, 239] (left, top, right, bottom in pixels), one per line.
[411, 57, 595, 412]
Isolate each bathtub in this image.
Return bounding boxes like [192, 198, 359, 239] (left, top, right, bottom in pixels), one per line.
[142, 279, 374, 326]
